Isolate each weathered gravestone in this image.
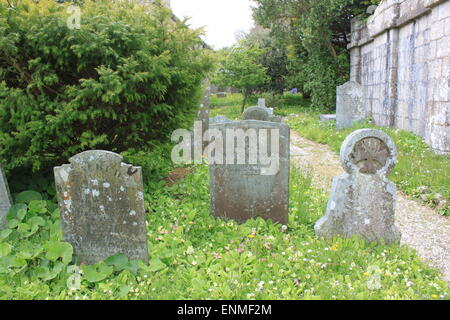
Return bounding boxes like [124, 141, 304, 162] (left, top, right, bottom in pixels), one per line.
[242, 106, 270, 121]
[209, 121, 290, 224]
[197, 84, 211, 149]
[209, 115, 231, 124]
[336, 81, 366, 129]
[54, 150, 148, 264]
[258, 98, 266, 109]
[319, 114, 337, 122]
[0, 166, 12, 229]
[315, 129, 401, 244]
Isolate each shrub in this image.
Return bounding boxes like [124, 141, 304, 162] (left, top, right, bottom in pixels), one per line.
[0, 0, 213, 174]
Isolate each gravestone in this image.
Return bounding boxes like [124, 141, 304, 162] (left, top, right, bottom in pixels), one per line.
[209, 120, 290, 224]
[54, 150, 148, 264]
[315, 129, 401, 244]
[336, 81, 366, 129]
[242, 106, 270, 121]
[216, 92, 227, 98]
[0, 166, 12, 229]
[209, 115, 231, 124]
[258, 98, 266, 109]
[268, 115, 282, 123]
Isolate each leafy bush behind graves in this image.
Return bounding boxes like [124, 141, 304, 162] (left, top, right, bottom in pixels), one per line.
[0, 0, 213, 174]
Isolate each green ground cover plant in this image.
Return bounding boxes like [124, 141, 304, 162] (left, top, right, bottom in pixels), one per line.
[1, 165, 448, 300]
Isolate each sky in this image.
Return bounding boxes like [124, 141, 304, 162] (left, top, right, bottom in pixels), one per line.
[170, 0, 255, 49]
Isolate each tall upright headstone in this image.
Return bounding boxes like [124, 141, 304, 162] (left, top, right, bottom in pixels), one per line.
[54, 150, 148, 264]
[209, 121, 290, 224]
[0, 166, 12, 229]
[197, 81, 211, 150]
[336, 81, 366, 129]
[315, 129, 401, 244]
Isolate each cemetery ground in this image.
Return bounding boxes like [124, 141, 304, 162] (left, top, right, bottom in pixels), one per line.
[0, 97, 449, 300]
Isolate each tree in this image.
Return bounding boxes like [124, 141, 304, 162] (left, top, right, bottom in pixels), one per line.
[252, 0, 381, 110]
[213, 43, 268, 112]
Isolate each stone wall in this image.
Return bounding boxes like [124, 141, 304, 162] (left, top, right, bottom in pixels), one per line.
[349, 0, 449, 153]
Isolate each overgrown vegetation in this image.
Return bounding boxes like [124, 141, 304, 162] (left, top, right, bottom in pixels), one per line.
[1, 165, 448, 299]
[0, 0, 213, 175]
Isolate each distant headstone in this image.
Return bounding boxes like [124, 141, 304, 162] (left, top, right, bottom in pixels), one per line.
[267, 108, 274, 116]
[242, 106, 270, 121]
[320, 114, 336, 122]
[54, 150, 148, 264]
[209, 115, 231, 124]
[258, 98, 266, 109]
[209, 120, 290, 224]
[0, 166, 12, 229]
[315, 129, 401, 244]
[336, 81, 366, 129]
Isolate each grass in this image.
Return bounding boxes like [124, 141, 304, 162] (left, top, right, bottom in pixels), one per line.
[0, 165, 448, 300]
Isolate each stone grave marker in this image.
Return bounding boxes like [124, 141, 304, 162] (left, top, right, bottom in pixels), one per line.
[336, 81, 366, 129]
[242, 106, 270, 121]
[315, 129, 401, 244]
[0, 166, 12, 229]
[209, 120, 290, 224]
[54, 150, 148, 264]
[319, 114, 336, 122]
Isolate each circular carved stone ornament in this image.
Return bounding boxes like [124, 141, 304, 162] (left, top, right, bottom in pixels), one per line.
[340, 129, 397, 176]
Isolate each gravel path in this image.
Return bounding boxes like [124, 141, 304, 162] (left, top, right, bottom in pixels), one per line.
[289, 129, 450, 284]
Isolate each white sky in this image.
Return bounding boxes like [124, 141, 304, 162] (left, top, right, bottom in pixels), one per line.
[170, 0, 255, 49]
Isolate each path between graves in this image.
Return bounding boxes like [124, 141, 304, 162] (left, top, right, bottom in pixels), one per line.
[289, 129, 450, 285]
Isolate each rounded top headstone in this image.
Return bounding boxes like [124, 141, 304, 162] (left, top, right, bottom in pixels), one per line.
[340, 129, 397, 176]
[242, 107, 270, 121]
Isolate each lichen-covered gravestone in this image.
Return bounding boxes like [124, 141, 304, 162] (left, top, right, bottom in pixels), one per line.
[315, 129, 401, 244]
[0, 166, 12, 229]
[336, 81, 366, 129]
[242, 106, 270, 121]
[209, 120, 290, 224]
[54, 150, 148, 264]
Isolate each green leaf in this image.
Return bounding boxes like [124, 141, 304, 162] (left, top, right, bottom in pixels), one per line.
[81, 263, 114, 283]
[44, 241, 73, 264]
[0, 243, 12, 257]
[15, 191, 42, 204]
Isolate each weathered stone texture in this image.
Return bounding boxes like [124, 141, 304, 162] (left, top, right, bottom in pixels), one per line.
[336, 82, 366, 129]
[315, 129, 401, 244]
[349, 0, 449, 153]
[54, 150, 148, 265]
[209, 121, 290, 225]
[0, 166, 12, 229]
